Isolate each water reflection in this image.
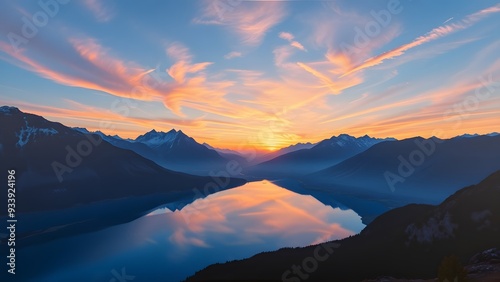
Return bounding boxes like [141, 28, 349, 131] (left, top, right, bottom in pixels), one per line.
[17, 180, 364, 282]
[147, 180, 364, 246]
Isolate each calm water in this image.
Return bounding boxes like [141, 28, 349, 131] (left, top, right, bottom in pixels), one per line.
[16, 180, 365, 282]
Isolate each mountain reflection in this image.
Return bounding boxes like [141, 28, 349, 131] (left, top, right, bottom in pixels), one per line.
[145, 180, 365, 247]
[18, 181, 364, 282]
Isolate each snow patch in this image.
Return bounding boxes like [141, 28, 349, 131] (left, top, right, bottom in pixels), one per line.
[16, 125, 58, 147]
[135, 130, 180, 147]
[73, 127, 90, 134]
[335, 140, 347, 147]
[405, 212, 458, 244]
[0, 106, 20, 115]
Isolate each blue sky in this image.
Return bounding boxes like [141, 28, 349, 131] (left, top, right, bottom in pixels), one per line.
[0, 0, 499, 150]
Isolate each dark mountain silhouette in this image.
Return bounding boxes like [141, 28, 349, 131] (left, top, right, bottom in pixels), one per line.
[79, 128, 241, 176]
[186, 170, 500, 282]
[246, 134, 394, 179]
[254, 141, 317, 164]
[307, 136, 500, 203]
[202, 142, 250, 166]
[134, 129, 231, 172]
[135, 129, 217, 161]
[0, 106, 246, 214]
[458, 132, 499, 138]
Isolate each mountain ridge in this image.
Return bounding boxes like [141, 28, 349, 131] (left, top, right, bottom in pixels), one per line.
[245, 134, 396, 178]
[0, 107, 246, 213]
[186, 170, 500, 281]
[306, 135, 500, 203]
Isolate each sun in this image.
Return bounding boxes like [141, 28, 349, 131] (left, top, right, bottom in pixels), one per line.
[264, 140, 278, 151]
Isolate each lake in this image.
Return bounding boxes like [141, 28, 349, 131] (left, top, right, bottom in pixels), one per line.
[14, 180, 365, 282]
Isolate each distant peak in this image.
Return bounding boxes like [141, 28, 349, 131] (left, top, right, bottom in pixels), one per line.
[140, 129, 174, 137]
[359, 134, 387, 140]
[0, 106, 21, 115]
[134, 128, 192, 147]
[333, 133, 355, 139]
[456, 132, 500, 138]
[72, 127, 90, 134]
[332, 134, 393, 141]
[176, 130, 188, 137]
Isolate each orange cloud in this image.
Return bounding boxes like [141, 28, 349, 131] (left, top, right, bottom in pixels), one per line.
[279, 32, 294, 41]
[1, 2, 498, 151]
[0, 38, 159, 102]
[2, 99, 227, 139]
[297, 62, 362, 95]
[279, 31, 307, 52]
[320, 69, 500, 140]
[291, 41, 307, 51]
[166, 42, 214, 83]
[167, 61, 213, 84]
[342, 4, 500, 76]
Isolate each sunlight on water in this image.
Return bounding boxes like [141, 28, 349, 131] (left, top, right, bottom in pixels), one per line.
[20, 181, 365, 282]
[146, 180, 364, 245]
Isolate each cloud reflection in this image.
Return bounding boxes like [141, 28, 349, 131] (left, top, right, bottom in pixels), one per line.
[144, 180, 364, 248]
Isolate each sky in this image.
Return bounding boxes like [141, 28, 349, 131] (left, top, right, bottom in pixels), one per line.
[0, 0, 499, 151]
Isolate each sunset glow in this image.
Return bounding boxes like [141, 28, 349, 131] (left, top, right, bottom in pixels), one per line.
[1, 1, 499, 150]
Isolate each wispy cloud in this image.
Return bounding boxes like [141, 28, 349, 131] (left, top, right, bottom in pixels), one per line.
[279, 31, 307, 51]
[290, 41, 306, 51]
[224, 51, 242, 59]
[342, 4, 500, 76]
[166, 42, 213, 83]
[320, 41, 500, 140]
[279, 32, 294, 41]
[1, 1, 498, 149]
[0, 37, 157, 101]
[82, 0, 115, 22]
[443, 17, 454, 24]
[296, 61, 362, 95]
[273, 46, 293, 67]
[194, 1, 287, 45]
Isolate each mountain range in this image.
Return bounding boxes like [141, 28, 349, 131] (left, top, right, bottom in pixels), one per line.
[2, 105, 499, 280]
[74, 127, 238, 176]
[307, 135, 500, 204]
[253, 141, 317, 164]
[0, 106, 245, 214]
[3, 106, 499, 207]
[3, 106, 499, 212]
[245, 134, 395, 178]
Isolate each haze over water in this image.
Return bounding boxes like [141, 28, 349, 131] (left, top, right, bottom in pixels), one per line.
[17, 181, 364, 282]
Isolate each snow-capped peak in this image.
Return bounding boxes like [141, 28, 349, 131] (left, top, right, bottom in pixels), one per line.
[458, 132, 500, 138]
[317, 134, 394, 149]
[135, 129, 188, 147]
[73, 127, 91, 134]
[0, 106, 21, 115]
